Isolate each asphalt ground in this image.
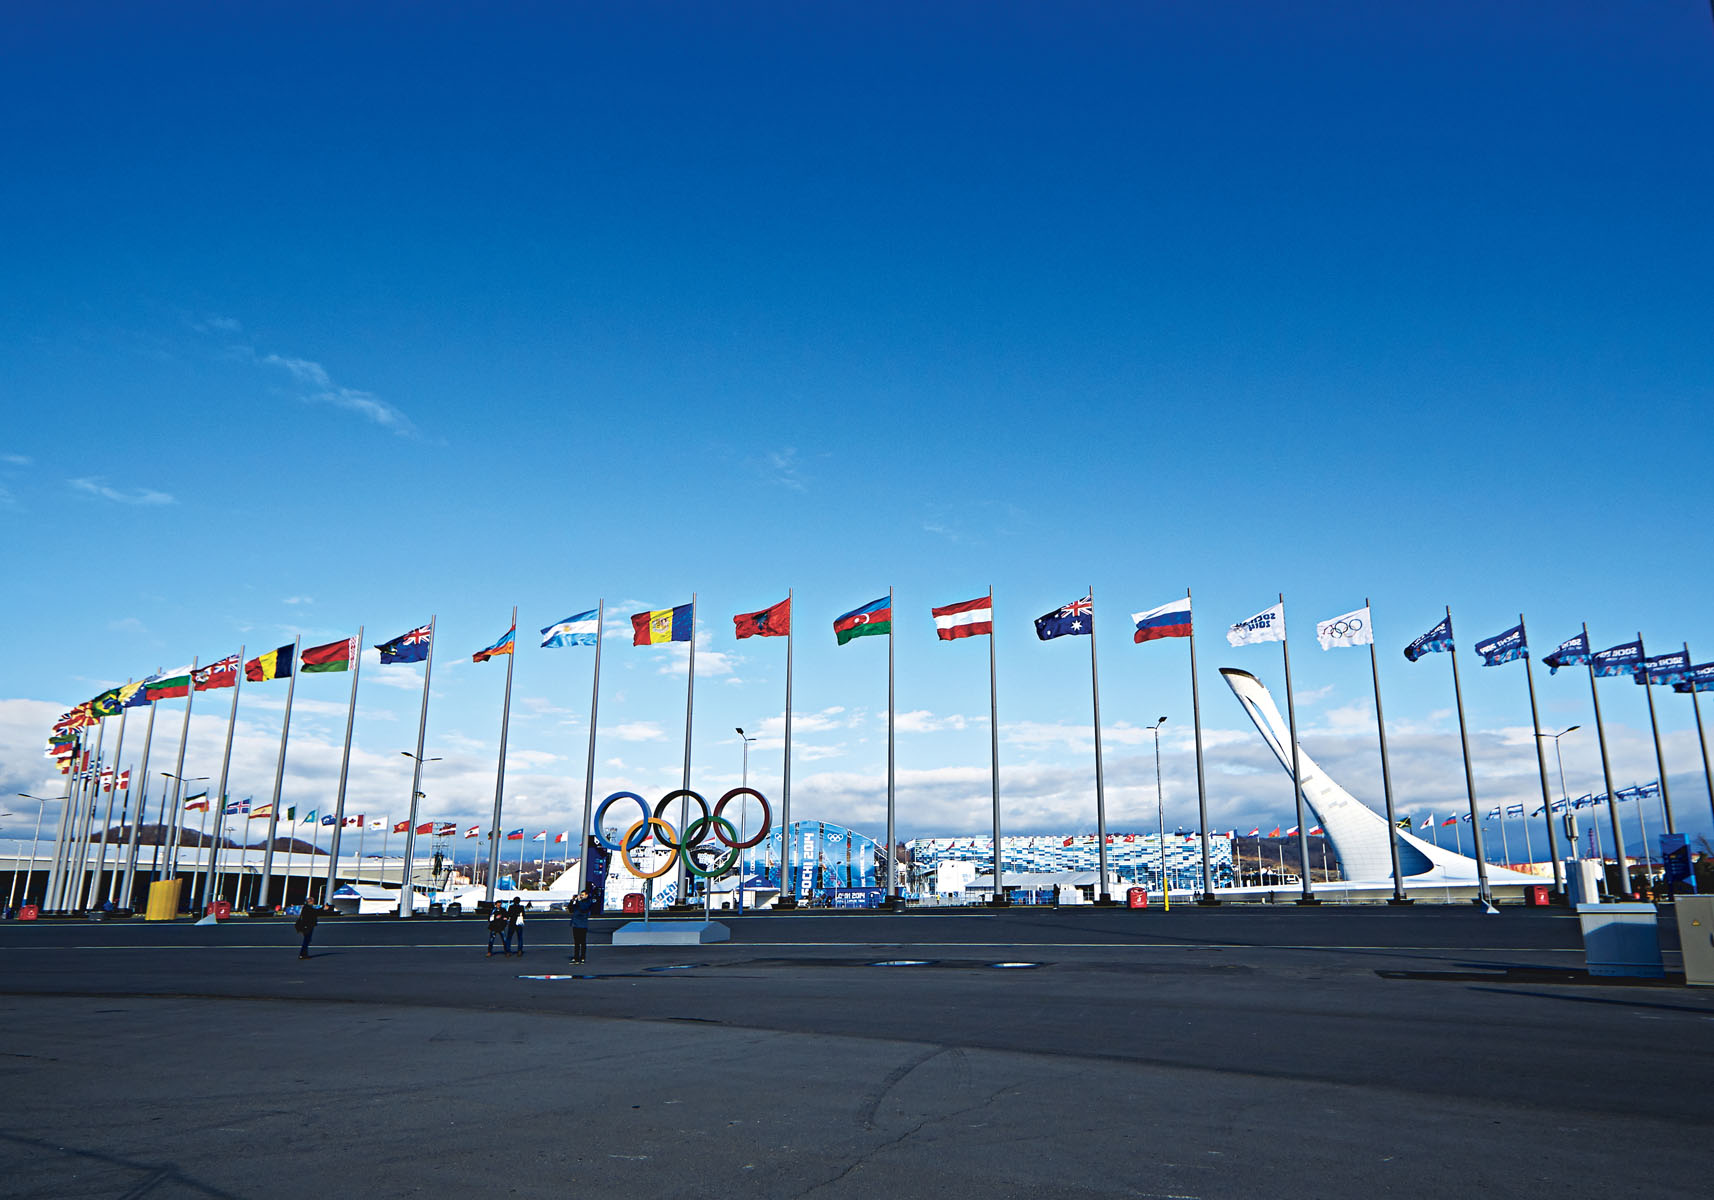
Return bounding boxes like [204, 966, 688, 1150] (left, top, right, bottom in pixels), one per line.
[2, 906, 1710, 1199]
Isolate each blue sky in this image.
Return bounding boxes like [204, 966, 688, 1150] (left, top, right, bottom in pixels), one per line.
[4, 2, 1712, 858]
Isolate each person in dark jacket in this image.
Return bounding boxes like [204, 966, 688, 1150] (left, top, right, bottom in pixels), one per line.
[486, 904, 509, 956]
[568, 886, 597, 964]
[294, 895, 321, 959]
[505, 897, 525, 955]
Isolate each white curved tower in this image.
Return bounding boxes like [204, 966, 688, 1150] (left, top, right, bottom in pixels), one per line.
[1220, 668, 1539, 886]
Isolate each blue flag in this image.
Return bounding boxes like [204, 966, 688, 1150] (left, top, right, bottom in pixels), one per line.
[1035, 594, 1094, 640]
[321, 814, 337, 825]
[1673, 662, 1714, 694]
[1474, 624, 1527, 667]
[1591, 640, 1643, 678]
[1542, 632, 1590, 674]
[377, 623, 433, 664]
[541, 610, 599, 648]
[1636, 650, 1691, 687]
[1403, 615, 1453, 662]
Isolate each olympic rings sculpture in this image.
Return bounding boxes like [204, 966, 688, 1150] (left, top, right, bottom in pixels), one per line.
[591, 788, 772, 880]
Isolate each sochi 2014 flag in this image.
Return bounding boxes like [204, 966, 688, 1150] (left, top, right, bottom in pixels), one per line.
[632, 604, 693, 646]
[1542, 632, 1590, 674]
[541, 610, 599, 648]
[1132, 597, 1192, 644]
[1674, 662, 1714, 694]
[1592, 639, 1644, 678]
[1637, 650, 1691, 687]
[1315, 606, 1371, 650]
[1474, 624, 1527, 667]
[734, 598, 791, 639]
[932, 595, 992, 641]
[1403, 616, 1453, 662]
[834, 596, 891, 645]
[1227, 603, 1284, 647]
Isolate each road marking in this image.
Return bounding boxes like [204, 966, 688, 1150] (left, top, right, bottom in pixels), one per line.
[3, 942, 1587, 953]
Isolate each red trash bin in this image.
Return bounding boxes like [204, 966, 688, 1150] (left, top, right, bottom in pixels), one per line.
[622, 893, 644, 914]
[19, 904, 39, 921]
[206, 900, 233, 920]
[1127, 886, 1149, 909]
[1528, 884, 1550, 907]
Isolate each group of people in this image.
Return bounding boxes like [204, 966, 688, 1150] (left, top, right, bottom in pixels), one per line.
[290, 885, 601, 962]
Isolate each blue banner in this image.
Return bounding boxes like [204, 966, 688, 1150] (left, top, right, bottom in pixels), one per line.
[1661, 834, 1692, 885]
[1673, 662, 1714, 694]
[1542, 632, 1590, 674]
[1474, 624, 1527, 667]
[1403, 615, 1453, 662]
[1592, 640, 1644, 678]
[583, 835, 612, 897]
[1637, 650, 1692, 687]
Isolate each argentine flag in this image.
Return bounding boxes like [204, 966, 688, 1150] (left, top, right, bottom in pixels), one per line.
[541, 609, 600, 647]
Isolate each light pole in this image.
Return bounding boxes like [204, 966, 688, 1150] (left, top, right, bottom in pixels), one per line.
[12, 795, 53, 910]
[736, 728, 757, 913]
[398, 752, 440, 906]
[1536, 726, 1581, 861]
[1149, 717, 1168, 910]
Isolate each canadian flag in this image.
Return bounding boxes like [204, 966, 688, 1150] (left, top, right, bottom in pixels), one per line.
[343, 814, 364, 827]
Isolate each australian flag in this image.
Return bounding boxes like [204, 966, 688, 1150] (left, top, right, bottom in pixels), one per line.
[1035, 594, 1093, 640]
[1403, 615, 1453, 662]
[1542, 632, 1590, 675]
[377, 624, 433, 664]
[1591, 639, 1644, 678]
[1474, 624, 1527, 667]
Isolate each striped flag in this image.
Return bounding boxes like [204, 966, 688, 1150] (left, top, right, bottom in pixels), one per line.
[931, 595, 993, 641]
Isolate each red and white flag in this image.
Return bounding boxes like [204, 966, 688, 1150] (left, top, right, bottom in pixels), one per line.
[343, 814, 364, 827]
[415, 821, 434, 835]
[554, 831, 569, 843]
[117, 769, 131, 791]
[464, 825, 480, 839]
[931, 595, 993, 641]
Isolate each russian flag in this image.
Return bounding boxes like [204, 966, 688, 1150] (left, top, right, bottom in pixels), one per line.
[1131, 596, 1193, 644]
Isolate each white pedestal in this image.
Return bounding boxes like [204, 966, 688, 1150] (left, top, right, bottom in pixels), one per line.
[612, 920, 730, 946]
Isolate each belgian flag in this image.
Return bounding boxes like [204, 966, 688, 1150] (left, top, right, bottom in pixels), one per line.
[245, 644, 295, 683]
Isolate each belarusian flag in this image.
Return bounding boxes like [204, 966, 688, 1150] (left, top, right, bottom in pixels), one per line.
[146, 668, 194, 701]
[301, 637, 357, 673]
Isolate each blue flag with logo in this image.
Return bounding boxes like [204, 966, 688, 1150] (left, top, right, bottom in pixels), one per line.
[1636, 650, 1692, 687]
[1542, 632, 1590, 675]
[1474, 624, 1526, 667]
[1403, 615, 1453, 662]
[1035, 594, 1094, 640]
[1592, 640, 1643, 678]
[1673, 662, 1714, 694]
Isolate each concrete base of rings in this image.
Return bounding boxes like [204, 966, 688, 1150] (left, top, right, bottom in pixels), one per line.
[612, 920, 731, 946]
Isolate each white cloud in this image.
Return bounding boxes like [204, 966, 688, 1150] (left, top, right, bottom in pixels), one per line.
[262, 354, 416, 436]
[610, 722, 665, 743]
[282, 596, 314, 606]
[70, 477, 175, 506]
[762, 447, 807, 491]
[1, 452, 31, 466]
[107, 617, 147, 635]
[897, 710, 970, 734]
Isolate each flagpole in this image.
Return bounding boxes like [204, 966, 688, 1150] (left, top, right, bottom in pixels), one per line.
[1188, 588, 1215, 903]
[283, 813, 295, 907]
[255, 637, 301, 911]
[325, 628, 363, 901]
[67, 716, 107, 911]
[673, 594, 698, 907]
[1363, 600, 1408, 904]
[86, 693, 131, 908]
[1686, 642, 1714, 833]
[485, 606, 518, 908]
[107, 776, 132, 905]
[987, 586, 1004, 905]
[1089, 585, 1111, 903]
[574, 600, 604, 895]
[162, 656, 199, 896]
[198, 646, 245, 912]
[1585, 623, 1631, 895]
[43, 736, 80, 911]
[119, 694, 158, 908]
[1637, 633, 1676, 834]
[1443, 610, 1491, 907]
[399, 616, 437, 918]
[885, 585, 899, 906]
[780, 588, 795, 908]
[1514, 615, 1565, 894]
[1279, 594, 1314, 904]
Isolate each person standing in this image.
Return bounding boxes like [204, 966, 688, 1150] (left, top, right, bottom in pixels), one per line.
[568, 886, 597, 964]
[486, 903, 509, 956]
[506, 897, 525, 956]
[295, 894, 321, 959]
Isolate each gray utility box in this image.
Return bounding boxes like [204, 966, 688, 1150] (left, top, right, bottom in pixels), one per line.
[1673, 896, 1714, 986]
[1575, 903, 1664, 978]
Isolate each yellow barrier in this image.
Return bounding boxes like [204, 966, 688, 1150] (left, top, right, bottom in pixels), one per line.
[145, 879, 184, 921]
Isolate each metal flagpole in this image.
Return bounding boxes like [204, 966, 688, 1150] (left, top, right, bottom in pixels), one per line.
[1278, 594, 1314, 903]
[780, 589, 795, 907]
[107, 777, 132, 905]
[675, 594, 698, 906]
[1519, 615, 1564, 893]
[1686, 642, 1714, 832]
[199, 646, 245, 911]
[887, 585, 899, 905]
[282, 812, 294, 907]
[1496, 812, 1511, 868]
[574, 600, 604, 894]
[42, 736, 80, 911]
[86, 692, 131, 908]
[484, 607, 518, 907]
[1188, 588, 1214, 903]
[1585, 623, 1630, 895]
[1366, 600, 1408, 904]
[357, 820, 367, 883]
[119, 694, 158, 908]
[1519, 805, 1533, 866]
[1637, 634, 1675, 834]
[1444, 611, 1491, 907]
[162, 656, 199, 890]
[14, 796, 45, 909]
[988, 586, 1004, 905]
[1089, 585, 1111, 903]
[325, 628, 363, 901]
[399, 617, 437, 918]
[67, 716, 106, 911]
[258, 637, 300, 909]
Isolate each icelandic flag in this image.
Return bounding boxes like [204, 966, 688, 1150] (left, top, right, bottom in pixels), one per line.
[1035, 594, 1093, 640]
[1592, 640, 1644, 678]
[1637, 650, 1692, 687]
[1474, 624, 1527, 667]
[542, 610, 599, 648]
[1404, 616, 1454, 662]
[377, 624, 433, 664]
[1542, 632, 1590, 674]
[1674, 662, 1714, 694]
[1132, 597, 1193, 644]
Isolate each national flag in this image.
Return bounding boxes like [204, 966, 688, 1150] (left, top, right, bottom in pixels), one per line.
[99, 767, 115, 790]
[116, 681, 149, 709]
[1227, 603, 1285, 647]
[1506, 804, 1525, 818]
[1673, 662, 1714, 695]
[1474, 624, 1527, 668]
[415, 821, 434, 835]
[1441, 816, 1457, 827]
[1035, 594, 1093, 641]
[1636, 650, 1692, 687]
[284, 806, 295, 821]
[1309, 826, 1324, 836]
[464, 825, 480, 838]
[91, 689, 124, 717]
[143, 668, 194, 702]
[1268, 826, 1281, 838]
[194, 655, 240, 691]
[184, 795, 209, 812]
[1062, 837, 1073, 846]
[834, 597, 892, 645]
[541, 610, 599, 648]
[435, 821, 456, 836]
[1542, 632, 1591, 675]
[532, 830, 548, 842]
[368, 818, 386, 830]
[1123, 833, 1136, 843]
[1592, 640, 1644, 679]
[1404, 616, 1453, 662]
[343, 814, 364, 827]
[734, 598, 792, 640]
[506, 829, 524, 840]
[377, 625, 433, 665]
[249, 803, 273, 820]
[932, 596, 993, 641]
[224, 798, 249, 815]
[1286, 826, 1298, 837]
[245, 645, 295, 682]
[321, 814, 336, 825]
[631, 604, 693, 646]
[299, 809, 317, 825]
[1461, 813, 1473, 823]
[1395, 818, 1411, 830]
[301, 637, 358, 673]
[1484, 808, 1500, 821]
[393, 820, 410, 833]
[473, 625, 516, 663]
[554, 831, 570, 843]
[117, 769, 130, 791]
[1419, 814, 1434, 829]
[1132, 597, 1193, 645]
[1315, 606, 1372, 650]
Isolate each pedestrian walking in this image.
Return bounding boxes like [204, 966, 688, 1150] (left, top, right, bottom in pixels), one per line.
[295, 894, 321, 959]
[568, 885, 597, 964]
[506, 897, 525, 956]
[486, 903, 509, 956]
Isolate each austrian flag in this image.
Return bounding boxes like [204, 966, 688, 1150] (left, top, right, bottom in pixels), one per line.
[931, 595, 992, 641]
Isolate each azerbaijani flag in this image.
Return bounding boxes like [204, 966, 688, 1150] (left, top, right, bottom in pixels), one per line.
[834, 596, 891, 646]
[931, 595, 992, 641]
[1131, 597, 1193, 644]
[146, 667, 194, 701]
[246, 644, 295, 682]
[473, 625, 516, 663]
[301, 637, 357, 673]
[631, 604, 693, 645]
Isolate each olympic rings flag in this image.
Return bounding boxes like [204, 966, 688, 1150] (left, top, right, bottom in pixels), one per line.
[592, 788, 772, 883]
[1316, 607, 1373, 650]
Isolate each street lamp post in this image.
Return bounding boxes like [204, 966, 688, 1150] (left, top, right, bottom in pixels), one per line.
[736, 728, 756, 913]
[397, 752, 441, 911]
[159, 773, 208, 907]
[1536, 726, 1581, 862]
[12, 795, 53, 910]
[1149, 717, 1168, 910]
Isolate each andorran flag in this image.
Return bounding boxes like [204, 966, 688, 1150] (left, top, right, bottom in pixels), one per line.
[632, 604, 693, 646]
[301, 636, 357, 673]
[246, 644, 295, 682]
